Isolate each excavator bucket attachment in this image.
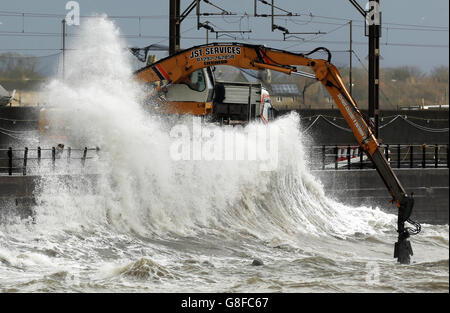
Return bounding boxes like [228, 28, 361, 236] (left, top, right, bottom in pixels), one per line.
[394, 195, 416, 264]
[394, 238, 413, 265]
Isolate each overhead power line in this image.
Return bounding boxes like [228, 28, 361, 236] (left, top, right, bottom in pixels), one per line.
[0, 9, 448, 31]
[0, 30, 448, 49]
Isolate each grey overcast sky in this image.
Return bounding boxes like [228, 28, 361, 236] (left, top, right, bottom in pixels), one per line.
[0, 0, 448, 72]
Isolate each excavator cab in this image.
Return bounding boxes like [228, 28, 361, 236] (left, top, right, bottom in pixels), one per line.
[152, 66, 274, 124]
[161, 68, 215, 115]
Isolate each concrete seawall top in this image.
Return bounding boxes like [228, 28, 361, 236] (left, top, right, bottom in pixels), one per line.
[0, 169, 448, 224]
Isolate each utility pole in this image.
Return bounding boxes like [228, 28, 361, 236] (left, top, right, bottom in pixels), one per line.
[271, 0, 274, 31]
[62, 19, 66, 80]
[349, 0, 381, 138]
[169, 0, 181, 55]
[169, 0, 204, 55]
[368, 0, 381, 138]
[349, 20, 353, 96]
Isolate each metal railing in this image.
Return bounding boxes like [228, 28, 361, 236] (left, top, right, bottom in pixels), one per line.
[307, 144, 449, 170]
[1, 144, 448, 175]
[0, 146, 99, 176]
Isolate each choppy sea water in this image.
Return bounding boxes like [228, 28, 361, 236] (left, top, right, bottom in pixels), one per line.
[0, 17, 448, 293]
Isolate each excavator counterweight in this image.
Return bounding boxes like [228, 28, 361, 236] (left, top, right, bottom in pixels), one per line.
[134, 42, 421, 264]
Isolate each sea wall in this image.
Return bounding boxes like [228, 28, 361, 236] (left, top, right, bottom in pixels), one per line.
[1, 169, 448, 224]
[312, 168, 449, 224]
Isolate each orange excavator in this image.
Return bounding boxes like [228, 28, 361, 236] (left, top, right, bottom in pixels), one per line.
[134, 42, 421, 264]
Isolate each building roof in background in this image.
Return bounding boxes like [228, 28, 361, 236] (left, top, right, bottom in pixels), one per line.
[0, 84, 12, 106]
[0, 84, 9, 97]
[270, 84, 300, 96]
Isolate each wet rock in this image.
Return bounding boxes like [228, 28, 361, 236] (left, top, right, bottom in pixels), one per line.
[202, 260, 215, 268]
[251, 259, 264, 266]
[120, 257, 174, 280]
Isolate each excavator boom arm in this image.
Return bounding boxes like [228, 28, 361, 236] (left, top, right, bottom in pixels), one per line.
[135, 43, 419, 263]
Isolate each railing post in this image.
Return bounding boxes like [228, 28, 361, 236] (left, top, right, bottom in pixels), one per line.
[334, 146, 338, 170]
[7, 147, 12, 176]
[52, 147, 56, 171]
[347, 145, 351, 170]
[410, 145, 414, 168]
[322, 145, 325, 170]
[397, 144, 401, 169]
[37, 146, 41, 167]
[435, 145, 439, 168]
[23, 147, 28, 176]
[67, 147, 71, 164]
[82, 147, 87, 167]
[447, 145, 449, 168]
[385, 144, 389, 164]
[422, 145, 426, 168]
[359, 146, 363, 169]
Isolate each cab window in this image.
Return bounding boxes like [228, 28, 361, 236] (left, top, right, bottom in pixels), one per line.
[182, 70, 206, 92]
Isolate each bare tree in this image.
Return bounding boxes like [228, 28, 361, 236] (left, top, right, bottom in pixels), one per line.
[0, 52, 40, 80]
